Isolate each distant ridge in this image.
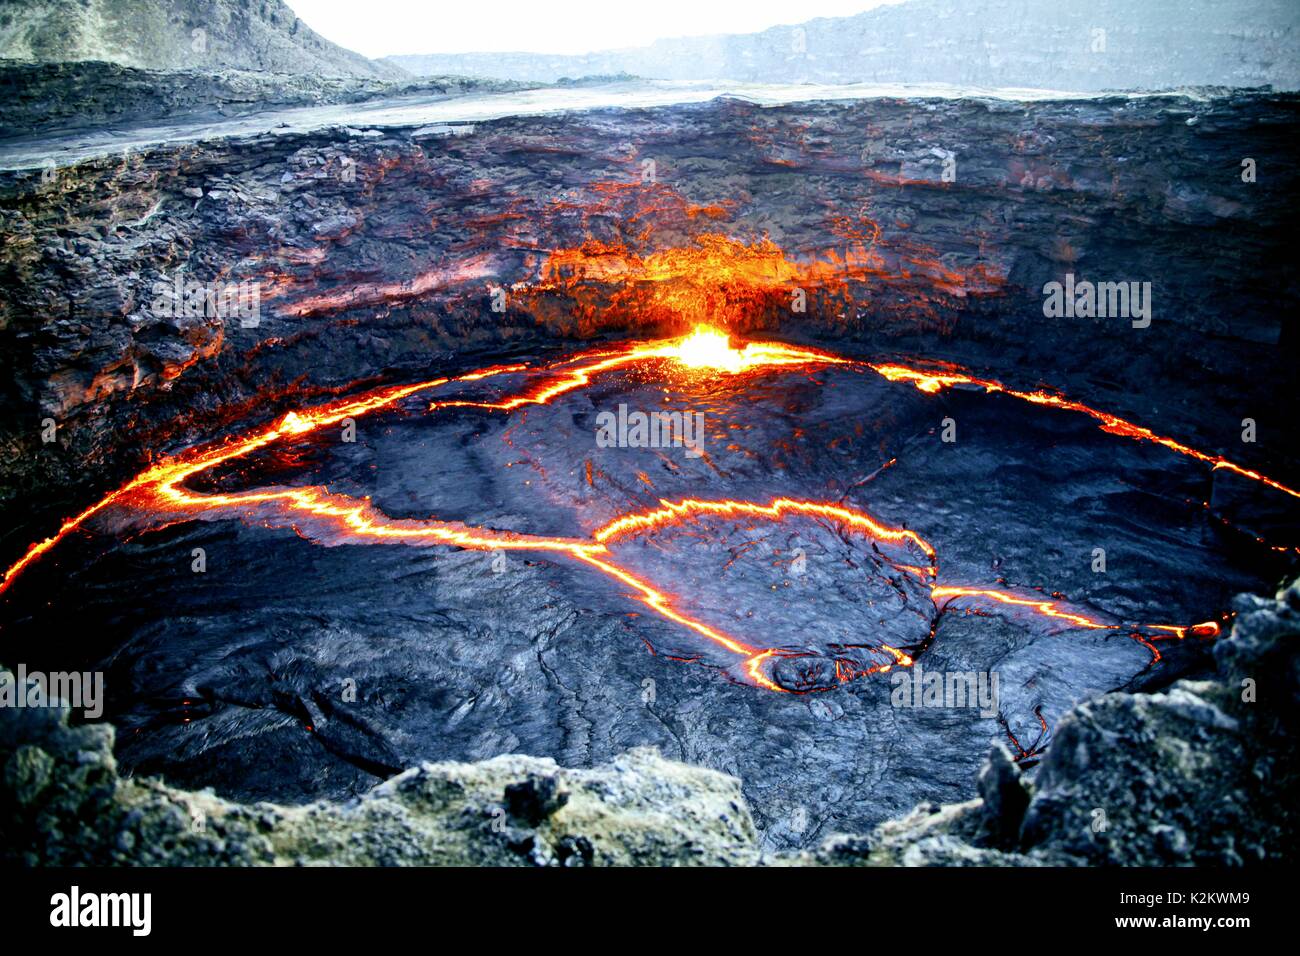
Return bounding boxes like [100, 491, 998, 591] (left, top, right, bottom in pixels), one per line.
[385, 0, 1300, 91]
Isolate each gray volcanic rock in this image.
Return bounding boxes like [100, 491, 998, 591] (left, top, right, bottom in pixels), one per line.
[0, 0, 404, 79]
[0, 692, 762, 865]
[0, 61, 533, 138]
[3, 579, 1295, 865]
[386, 0, 1300, 91]
[808, 579, 1300, 865]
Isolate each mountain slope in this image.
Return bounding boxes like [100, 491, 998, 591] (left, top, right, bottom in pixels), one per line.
[386, 0, 1300, 91]
[0, 0, 405, 79]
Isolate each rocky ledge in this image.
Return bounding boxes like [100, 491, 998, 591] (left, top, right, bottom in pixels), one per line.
[0, 61, 534, 139]
[4, 579, 1295, 866]
[4, 91, 1297, 551]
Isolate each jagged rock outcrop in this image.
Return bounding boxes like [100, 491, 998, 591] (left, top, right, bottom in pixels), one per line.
[0, 0, 404, 79]
[806, 580, 1299, 866]
[1, 703, 761, 866]
[4, 579, 1295, 865]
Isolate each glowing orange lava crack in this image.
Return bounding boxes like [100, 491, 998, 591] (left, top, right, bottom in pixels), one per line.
[869, 363, 1300, 500]
[0, 325, 1260, 693]
[592, 496, 935, 565]
[428, 326, 845, 415]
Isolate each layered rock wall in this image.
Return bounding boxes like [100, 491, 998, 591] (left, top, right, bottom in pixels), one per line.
[2, 91, 1297, 563]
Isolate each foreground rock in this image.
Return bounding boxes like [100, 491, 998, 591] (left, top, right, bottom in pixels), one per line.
[1, 714, 760, 866]
[809, 580, 1300, 866]
[4, 580, 1295, 865]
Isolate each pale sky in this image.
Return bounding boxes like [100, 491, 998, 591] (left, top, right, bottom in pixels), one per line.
[284, 0, 905, 58]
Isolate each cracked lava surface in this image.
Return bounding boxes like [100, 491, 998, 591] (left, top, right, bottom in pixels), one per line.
[2, 326, 1293, 841]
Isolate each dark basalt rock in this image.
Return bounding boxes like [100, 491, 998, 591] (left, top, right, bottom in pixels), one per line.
[505, 773, 569, 826]
[3, 339, 1276, 844]
[975, 743, 1029, 849]
[811, 579, 1300, 865]
[2, 578, 1294, 866]
[1012, 583, 1300, 865]
[1, 86, 1297, 849]
[1, 89, 1296, 543]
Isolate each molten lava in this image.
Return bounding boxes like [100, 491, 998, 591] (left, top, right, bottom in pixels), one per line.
[0, 325, 1280, 698]
[870, 363, 1300, 500]
[526, 226, 1003, 335]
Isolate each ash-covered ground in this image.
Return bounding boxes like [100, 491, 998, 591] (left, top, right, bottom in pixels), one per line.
[2, 336, 1288, 849]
